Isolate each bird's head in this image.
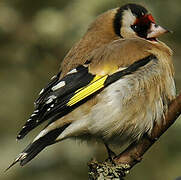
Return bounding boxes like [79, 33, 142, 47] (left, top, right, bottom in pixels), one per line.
[114, 3, 169, 41]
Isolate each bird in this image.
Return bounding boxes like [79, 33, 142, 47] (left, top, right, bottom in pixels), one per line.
[7, 3, 175, 170]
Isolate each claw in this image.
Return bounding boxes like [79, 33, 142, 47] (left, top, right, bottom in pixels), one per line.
[104, 143, 116, 164]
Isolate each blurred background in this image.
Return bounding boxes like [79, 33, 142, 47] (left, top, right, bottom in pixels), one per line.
[1, 0, 181, 179]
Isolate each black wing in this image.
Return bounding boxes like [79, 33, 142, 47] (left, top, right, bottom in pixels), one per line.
[5, 55, 156, 170]
[17, 55, 155, 140]
[17, 64, 95, 140]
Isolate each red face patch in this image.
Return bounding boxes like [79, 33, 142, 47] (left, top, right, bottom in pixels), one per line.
[134, 13, 155, 26]
[146, 14, 155, 23]
[131, 13, 156, 39]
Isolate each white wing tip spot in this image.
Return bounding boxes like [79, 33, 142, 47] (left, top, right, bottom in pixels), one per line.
[51, 75, 56, 80]
[67, 68, 77, 75]
[50, 104, 54, 108]
[17, 134, 21, 138]
[31, 113, 36, 117]
[46, 98, 53, 104]
[48, 95, 57, 99]
[27, 119, 31, 122]
[52, 81, 65, 91]
[39, 88, 44, 95]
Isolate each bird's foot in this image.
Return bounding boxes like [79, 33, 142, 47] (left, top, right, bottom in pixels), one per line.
[88, 159, 130, 180]
[104, 144, 117, 165]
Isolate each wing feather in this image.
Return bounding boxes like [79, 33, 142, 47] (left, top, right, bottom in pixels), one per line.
[17, 55, 155, 140]
[17, 64, 95, 139]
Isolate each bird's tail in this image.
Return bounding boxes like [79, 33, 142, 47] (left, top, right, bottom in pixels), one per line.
[6, 125, 69, 171]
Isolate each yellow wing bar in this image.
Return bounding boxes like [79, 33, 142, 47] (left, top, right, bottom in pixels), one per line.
[67, 75, 108, 107]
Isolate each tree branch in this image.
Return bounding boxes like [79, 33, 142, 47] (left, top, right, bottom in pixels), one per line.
[88, 93, 181, 179]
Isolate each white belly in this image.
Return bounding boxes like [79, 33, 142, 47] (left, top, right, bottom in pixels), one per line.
[56, 62, 175, 145]
[88, 78, 161, 144]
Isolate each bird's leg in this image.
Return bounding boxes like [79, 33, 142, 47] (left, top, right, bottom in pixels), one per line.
[104, 143, 116, 164]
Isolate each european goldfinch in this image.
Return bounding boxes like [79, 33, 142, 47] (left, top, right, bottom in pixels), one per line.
[8, 3, 175, 169]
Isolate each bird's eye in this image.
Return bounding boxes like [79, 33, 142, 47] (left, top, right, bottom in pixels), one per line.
[131, 25, 139, 31]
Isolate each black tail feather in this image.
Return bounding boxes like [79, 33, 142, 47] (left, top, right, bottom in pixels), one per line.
[6, 124, 69, 170]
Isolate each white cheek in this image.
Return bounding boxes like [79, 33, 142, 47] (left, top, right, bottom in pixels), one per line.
[122, 9, 136, 27]
[121, 9, 137, 38]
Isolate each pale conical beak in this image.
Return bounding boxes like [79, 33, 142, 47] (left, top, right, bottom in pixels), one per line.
[147, 23, 170, 39]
